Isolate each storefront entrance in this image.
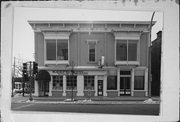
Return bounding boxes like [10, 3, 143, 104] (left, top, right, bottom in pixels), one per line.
[38, 81, 49, 96]
[120, 77, 131, 96]
[98, 80, 103, 96]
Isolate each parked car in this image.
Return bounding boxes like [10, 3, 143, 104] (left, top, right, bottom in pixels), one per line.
[13, 88, 31, 94]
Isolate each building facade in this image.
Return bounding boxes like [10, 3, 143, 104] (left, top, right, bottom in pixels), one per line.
[151, 31, 162, 96]
[28, 21, 155, 97]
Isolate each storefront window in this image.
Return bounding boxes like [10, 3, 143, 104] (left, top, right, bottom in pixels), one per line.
[52, 76, 63, 90]
[107, 76, 117, 90]
[66, 76, 77, 90]
[134, 76, 144, 90]
[46, 39, 68, 61]
[84, 76, 94, 90]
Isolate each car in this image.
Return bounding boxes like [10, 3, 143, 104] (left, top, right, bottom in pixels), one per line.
[13, 88, 31, 94]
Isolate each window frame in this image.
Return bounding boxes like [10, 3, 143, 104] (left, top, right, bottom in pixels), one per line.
[134, 76, 145, 90]
[87, 40, 97, 63]
[115, 39, 140, 65]
[66, 75, 77, 90]
[107, 76, 117, 90]
[44, 38, 69, 65]
[84, 75, 95, 90]
[52, 75, 63, 91]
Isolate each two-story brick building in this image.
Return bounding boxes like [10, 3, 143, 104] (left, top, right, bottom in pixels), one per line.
[28, 21, 155, 97]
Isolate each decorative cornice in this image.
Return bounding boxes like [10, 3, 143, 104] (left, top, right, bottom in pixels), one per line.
[28, 21, 155, 33]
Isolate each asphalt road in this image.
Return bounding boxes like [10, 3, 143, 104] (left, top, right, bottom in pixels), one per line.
[11, 103, 160, 115]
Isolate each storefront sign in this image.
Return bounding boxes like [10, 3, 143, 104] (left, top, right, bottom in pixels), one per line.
[52, 70, 88, 75]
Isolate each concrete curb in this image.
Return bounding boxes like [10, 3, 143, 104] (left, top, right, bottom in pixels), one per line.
[12, 95, 160, 105]
[13, 99, 160, 105]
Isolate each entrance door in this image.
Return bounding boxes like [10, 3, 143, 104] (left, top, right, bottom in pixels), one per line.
[120, 77, 131, 96]
[39, 81, 49, 96]
[98, 80, 103, 96]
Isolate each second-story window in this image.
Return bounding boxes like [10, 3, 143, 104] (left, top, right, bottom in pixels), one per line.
[57, 40, 68, 60]
[116, 40, 138, 61]
[88, 41, 96, 62]
[46, 40, 56, 60]
[46, 39, 68, 61]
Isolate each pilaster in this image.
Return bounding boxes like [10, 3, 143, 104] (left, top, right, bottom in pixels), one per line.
[131, 68, 135, 96]
[77, 75, 84, 96]
[48, 76, 52, 96]
[94, 75, 98, 96]
[62, 75, 66, 96]
[117, 69, 120, 96]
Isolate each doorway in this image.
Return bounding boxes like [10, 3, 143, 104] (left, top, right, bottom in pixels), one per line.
[39, 81, 49, 96]
[98, 80, 103, 96]
[120, 77, 131, 96]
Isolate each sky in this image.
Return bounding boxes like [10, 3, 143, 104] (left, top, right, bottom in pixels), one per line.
[13, 7, 163, 61]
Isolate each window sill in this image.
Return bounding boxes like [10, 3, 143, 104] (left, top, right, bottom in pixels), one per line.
[115, 61, 139, 65]
[107, 90, 118, 91]
[45, 60, 69, 65]
[87, 61, 98, 64]
[133, 90, 145, 91]
[52, 89, 63, 91]
[66, 90, 77, 91]
[84, 90, 95, 91]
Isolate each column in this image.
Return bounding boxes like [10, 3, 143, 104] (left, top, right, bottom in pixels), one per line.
[77, 75, 84, 96]
[62, 75, 66, 96]
[48, 76, 53, 96]
[145, 68, 148, 96]
[131, 68, 135, 96]
[117, 69, 120, 96]
[34, 80, 39, 96]
[94, 75, 98, 96]
[103, 75, 107, 96]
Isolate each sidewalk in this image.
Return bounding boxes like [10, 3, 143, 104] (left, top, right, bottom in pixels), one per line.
[12, 94, 160, 104]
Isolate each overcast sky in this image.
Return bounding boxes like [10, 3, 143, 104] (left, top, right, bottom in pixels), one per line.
[13, 7, 163, 61]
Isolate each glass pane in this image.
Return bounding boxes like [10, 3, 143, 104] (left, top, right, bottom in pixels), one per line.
[46, 40, 56, 60]
[120, 77, 130, 89]
[57, 40, 68, 60]
[84, 75, 94, 90]
[116, 40, 127, 61]
[120, 77, 124, 89]
[66, 76, 77, 90]
[128, 40, 137, 61]
[89, 43, 95, 62]
[125, 77, 131, 89]
[107, 76, 117, 90]
[52, 76, 63, 90]
[120, 71, 131, 75]
[134, 76, 144, 90]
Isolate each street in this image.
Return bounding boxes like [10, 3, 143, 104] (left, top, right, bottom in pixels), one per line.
[11, 103, 160, 115]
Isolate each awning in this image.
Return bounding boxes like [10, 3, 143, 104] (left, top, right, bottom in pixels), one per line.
[36, 70, 51, 82]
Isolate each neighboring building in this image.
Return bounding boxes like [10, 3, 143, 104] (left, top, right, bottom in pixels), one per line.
[13, 77, 23, 90]
[28, 21, 155, 97]
[151, 31, 162, 96]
